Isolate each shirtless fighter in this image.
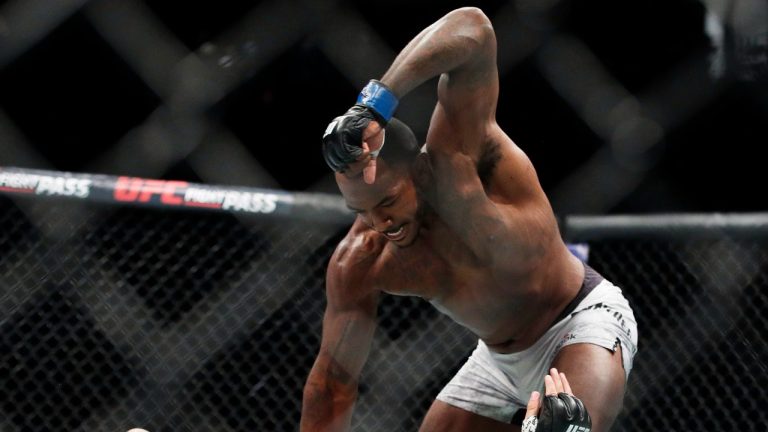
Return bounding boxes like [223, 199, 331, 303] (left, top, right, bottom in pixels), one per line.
[301, 7, 637, 432]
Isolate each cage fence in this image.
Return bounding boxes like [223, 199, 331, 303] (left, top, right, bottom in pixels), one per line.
[1, 169, 767, 431]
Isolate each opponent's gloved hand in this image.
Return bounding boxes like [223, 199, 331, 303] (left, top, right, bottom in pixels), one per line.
[322, 80, 398, 173]
[538, 392, 592, 432]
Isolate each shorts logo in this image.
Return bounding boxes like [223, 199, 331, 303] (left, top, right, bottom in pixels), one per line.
[565, 425, 590, 432]
[555, 332, 577, 351]
[574, 302, 632, 337]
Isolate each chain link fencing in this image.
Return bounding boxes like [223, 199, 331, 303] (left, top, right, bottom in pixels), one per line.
[2, 182, 767, 431]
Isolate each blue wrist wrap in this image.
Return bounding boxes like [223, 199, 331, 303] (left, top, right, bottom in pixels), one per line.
[356, 80, 399, 124]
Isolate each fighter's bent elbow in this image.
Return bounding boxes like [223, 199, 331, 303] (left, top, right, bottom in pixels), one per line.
[303, 377, 357, 404]
[446, 7, 494, 46]
[301, 377, 358, 431]
[450, 7, 492, 28]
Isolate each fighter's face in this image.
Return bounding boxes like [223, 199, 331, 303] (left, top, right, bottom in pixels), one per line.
[336, 161, 423, 247]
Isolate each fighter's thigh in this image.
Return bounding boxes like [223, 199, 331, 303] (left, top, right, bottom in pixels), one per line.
[419, 400, 519, 432]
[550, 342, 626, 432]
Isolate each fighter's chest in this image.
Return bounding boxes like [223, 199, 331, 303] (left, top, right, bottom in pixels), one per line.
[376, 229, 493, 299]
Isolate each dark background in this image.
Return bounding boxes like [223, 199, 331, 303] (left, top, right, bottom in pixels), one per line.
[1, 0, 766, 214]
[2, 2, 768, 431]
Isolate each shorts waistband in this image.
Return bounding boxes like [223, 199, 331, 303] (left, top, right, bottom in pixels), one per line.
[552, 263, 604, 324]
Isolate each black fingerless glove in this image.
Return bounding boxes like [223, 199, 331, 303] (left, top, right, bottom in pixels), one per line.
[322, 80, 399, 172]
[322, 105, 378, 172]
[538, 393, 592, 432]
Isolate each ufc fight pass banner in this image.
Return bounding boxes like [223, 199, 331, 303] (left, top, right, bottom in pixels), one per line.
[0, 167, 351, 223]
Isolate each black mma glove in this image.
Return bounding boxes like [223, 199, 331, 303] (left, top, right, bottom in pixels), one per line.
[322, 80, 399, 173]
[538, 393, 592, 432]
[322, 105, 379, 172]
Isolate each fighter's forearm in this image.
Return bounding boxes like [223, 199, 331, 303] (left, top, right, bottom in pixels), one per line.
[300, 373, 358, 431]
[380, 7, 493, 97]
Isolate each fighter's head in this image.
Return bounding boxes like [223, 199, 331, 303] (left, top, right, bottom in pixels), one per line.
[327, 118, 426, 247]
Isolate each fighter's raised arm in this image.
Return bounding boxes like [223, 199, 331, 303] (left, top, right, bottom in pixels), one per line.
[386, 8, 555, 270]
[323, 7, 498, 182]
[323, 8, 551, 268]
[380, 6, 499, 148]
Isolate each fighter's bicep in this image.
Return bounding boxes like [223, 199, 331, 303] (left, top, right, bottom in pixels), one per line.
[427, 80, 498, 162]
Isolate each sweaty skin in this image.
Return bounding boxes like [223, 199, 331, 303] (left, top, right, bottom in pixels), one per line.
[301, 8, 622, 432]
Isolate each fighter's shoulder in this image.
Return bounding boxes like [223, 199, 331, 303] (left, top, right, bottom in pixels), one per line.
[327, 220, 387, 284]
